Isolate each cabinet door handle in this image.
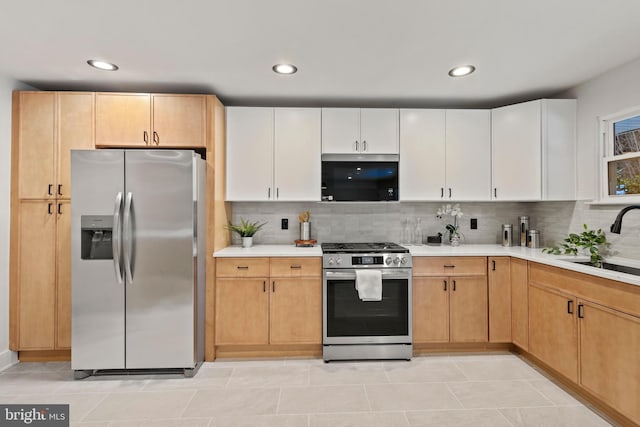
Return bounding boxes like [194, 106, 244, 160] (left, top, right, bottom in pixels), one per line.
[494, 188, 497, 198]
[448, 188, 452, 198]
[57, 184, 62, 196]
[153, 131, 159, 145]
[452, 280, 457, 291]
[441, 188, 444, 198]
[143, 131, 149, 144]
[577, 303, 584, 319]
[443, 280, 447, 291]
[290, 265, 302, 269]
[276, 188, 279, 199]
[263, 280, 266, 292]
[236, 266, 249, 270]
[57, 203, 62, 215]
[47, 203, 53, 215]
[48, 184, 53, 196]
[268, 188, 271, 199]
[492, 260, 496, 271]
[567, 300, 574, 314]
[272, 281, 276, 292]
[363, 140, 367, 151]
[355, 140, 359, 152]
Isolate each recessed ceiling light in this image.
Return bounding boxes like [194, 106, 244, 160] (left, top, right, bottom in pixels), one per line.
[448, 65, 475, 77]
[87, 59, 119, 71]
[272, 64, 297, 75]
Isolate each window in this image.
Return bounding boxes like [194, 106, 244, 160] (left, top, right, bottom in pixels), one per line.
[601, 109, 640, 202]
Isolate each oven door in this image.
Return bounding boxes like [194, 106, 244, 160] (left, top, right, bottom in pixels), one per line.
[323, 269, 412, 345]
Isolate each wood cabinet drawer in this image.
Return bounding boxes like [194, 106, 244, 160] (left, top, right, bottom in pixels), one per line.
[413, 256, 487, 276]
[216, 257, 270, 277]
[270, 257, 322, 277]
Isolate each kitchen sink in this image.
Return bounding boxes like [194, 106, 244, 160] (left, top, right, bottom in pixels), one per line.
[571, 261, 640, 276]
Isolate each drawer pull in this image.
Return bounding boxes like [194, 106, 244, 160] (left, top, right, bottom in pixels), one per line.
[237, 266, 249, 270]
[444, 264, 456, 268]
[290, 265, 302, 269]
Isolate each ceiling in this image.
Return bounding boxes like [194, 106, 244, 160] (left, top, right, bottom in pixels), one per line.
[2, 0, 640, 108]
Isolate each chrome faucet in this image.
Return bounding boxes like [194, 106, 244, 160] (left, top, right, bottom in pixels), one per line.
[609, 205, 640, 234]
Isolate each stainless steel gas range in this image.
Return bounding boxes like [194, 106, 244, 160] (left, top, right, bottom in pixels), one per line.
[322, 242, 412, 361]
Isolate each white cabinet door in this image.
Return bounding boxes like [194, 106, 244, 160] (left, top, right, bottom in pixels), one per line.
[321, 108, 360, 154]
[226, 107, 274, 201]
[399, 109, 446, 201]
[492, 100, 542, 200]
[360, 109, 399, 154]
[274, 108, 321, 201]
[542, 99, 576, 200]
[446, 110, 491, 201]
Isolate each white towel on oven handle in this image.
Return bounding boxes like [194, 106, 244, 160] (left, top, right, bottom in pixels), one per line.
[355, 269, 383, 301]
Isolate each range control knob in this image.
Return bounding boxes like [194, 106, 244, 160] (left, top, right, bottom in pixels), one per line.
[336, 257, 342, 265]
[328, 257, 335, 266]
[385, 257, 392, 265]
[393, 256, 401, 265]
[400, 257, 408, 265]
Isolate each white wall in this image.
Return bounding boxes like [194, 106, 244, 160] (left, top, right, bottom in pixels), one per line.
[0, 76, 35, 370]
[559, 56, 640, 200]
[556, 56, 640, 259]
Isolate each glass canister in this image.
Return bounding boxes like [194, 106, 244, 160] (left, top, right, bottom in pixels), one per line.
[502, 224, 513, 247]
[528, 230, 540, 248]
[519, 216, 529, 247]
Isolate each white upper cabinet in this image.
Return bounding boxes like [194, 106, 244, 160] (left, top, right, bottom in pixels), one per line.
[445, 110, 491, 201]
[274, 108, 321, 201]
[399, 109, 446, 200]
[226, 107, 274, 201]
[399, 109, 491, 201]
[360, 109, 399, 154]
[322, 108, 398, 154]
[226, 107, 321, 201]
[491, 99, 575, 201]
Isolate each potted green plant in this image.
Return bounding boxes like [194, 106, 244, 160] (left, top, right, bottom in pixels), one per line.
[542, 224, 610, 267]
[225, 218, 267, 248]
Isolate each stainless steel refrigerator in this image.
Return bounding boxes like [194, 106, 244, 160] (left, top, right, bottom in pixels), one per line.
[70, 149, 205, 378]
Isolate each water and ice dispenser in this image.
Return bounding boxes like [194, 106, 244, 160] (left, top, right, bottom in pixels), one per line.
[81, 215, 114, 260]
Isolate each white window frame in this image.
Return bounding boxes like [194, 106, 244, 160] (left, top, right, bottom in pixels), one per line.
[599, 106, 640, 203]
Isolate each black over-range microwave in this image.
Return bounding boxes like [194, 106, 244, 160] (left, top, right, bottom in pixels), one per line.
[321, 154, 399, 202]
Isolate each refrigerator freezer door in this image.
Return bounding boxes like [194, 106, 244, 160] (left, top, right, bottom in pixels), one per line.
[124, 150, 196, 369]
[71, 150, 126, 370]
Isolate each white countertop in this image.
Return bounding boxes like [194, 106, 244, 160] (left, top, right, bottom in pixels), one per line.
[214, 243, 640, 287]
[214, 244, 322, 257]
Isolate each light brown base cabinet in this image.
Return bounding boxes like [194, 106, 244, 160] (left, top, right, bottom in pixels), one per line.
[488, 256, 511, 342]
[215, 257, 322, 349]
[413, 257, 488, 343]
[510, 257, 528, 350]
[528, 262, 640, 426]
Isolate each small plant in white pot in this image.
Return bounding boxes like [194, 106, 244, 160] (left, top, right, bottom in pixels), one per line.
[225, 218, 267, 248]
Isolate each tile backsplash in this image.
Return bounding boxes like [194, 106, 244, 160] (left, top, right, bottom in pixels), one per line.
[229, 200, 640, 260]
[230, 201, 552, 245]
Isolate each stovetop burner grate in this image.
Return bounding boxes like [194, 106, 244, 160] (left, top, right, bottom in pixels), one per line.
[321, 242, 409, 254]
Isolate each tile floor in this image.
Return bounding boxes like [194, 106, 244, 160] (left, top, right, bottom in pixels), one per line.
[0, 353, 614, 427]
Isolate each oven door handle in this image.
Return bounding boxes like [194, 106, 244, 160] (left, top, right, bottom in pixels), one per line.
[325, 270, 410, 280]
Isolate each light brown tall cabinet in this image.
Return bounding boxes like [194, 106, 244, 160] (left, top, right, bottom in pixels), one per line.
[10, 92, 94, 354]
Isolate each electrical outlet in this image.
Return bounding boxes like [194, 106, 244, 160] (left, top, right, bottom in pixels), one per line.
[470, 218, 478, 229]
[281, 218, 288, 230]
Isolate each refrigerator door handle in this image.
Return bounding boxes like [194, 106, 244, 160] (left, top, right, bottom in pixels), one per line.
[112, 192, 124, 285]
[123, 191, 134, 284]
